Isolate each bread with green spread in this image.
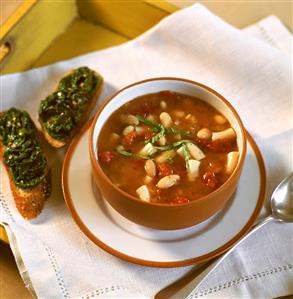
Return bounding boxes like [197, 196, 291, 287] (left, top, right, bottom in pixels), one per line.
[0, 108, 51, 219]
[38, 66, 103, 148]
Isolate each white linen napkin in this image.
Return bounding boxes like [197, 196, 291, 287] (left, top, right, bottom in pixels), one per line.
[1, 4, 292, 299]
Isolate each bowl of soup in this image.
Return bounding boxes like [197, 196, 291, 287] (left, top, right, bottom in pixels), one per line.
[89, 78, 246, 229]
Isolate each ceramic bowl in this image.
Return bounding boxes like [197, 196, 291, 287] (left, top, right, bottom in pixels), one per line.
[89, 78, 247, 230]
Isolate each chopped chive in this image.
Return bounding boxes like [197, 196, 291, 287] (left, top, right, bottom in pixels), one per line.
[150, 126, 165, 143]
[182, 143, 190, 170]
[166, 127, 191, 137]
[135, 115, 160, 129]
[136, 115, 191, 142]
[154, 140, 194, 151]
[116, 148, 151, 160]
[116, 148, 133, 157]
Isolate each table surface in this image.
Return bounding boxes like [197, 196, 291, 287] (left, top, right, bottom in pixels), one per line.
[1, 2, 292, 298]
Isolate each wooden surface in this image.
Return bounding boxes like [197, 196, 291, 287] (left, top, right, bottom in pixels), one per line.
[33, 18, 127, 68]
[1, 0, 77, 73]
[0, 0, 24, 27]
[77, 0, 170, 38]
[1, 1, 292, 298]
[0, 241, 31, 299]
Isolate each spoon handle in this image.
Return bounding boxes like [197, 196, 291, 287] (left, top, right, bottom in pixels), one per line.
[173, 216, 275, 299]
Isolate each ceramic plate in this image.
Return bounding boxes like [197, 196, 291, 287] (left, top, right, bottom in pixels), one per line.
[62, 123, 265, 268]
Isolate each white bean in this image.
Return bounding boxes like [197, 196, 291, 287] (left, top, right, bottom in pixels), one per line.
[139, 143, 157, 156]
[157, 136, 166, 146]
[197, 128, 212, 139]
[157, 175, 180, 189]
[136, 185, 150, 201]
[145, 159, 156, 177]
[187, 143, 205, 160]
[185, 114, 197, 123]
[160, 101, 167, 109]
[187, 160, 200, 181]
[212, 128, 236, 141]
[176, 146, 184, 158]
[155, 149, 176, 163]
[120, 114, 139, 125]
[214, 114, 227, 125]
[116, 145, 124, 151]
[122, 125, 134, 136]
[226, 151, 239, 174]
[173, 110, 185, 118]
[146, 114, 156, 122]
[135, 126, 144, 134]
[160, 112, 172, 127]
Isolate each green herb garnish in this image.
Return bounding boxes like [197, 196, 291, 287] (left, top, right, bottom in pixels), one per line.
[116, 147, 150, 160]
[166, 127, 191, 137]
[154, 140, 193, 151]
[116, 148, 133, 157]
[136, 115, 191, 142]
[150, 125, 165, 143]
[182, 143, 190, 170]
[135, 115, 160, 130]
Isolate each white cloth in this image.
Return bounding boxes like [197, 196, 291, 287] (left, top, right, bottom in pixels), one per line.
[1, 4, 292, 299]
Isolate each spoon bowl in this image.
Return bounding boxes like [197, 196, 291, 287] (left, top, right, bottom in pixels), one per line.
[271, 173, 293, 222]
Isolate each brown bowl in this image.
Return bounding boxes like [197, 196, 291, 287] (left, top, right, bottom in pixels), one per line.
[89, 78, 247, 230]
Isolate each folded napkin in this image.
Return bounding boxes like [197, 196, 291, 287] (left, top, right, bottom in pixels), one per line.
[1, 4, 292, 299]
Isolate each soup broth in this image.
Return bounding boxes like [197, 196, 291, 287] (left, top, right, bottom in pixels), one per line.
[98, 91, 238, 204]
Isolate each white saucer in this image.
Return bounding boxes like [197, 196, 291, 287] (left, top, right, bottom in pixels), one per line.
[62, 123, 265, 267]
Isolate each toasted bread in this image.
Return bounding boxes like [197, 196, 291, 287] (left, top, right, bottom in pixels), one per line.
[0, 109, 51, 219]
[39, 67, 103, 148]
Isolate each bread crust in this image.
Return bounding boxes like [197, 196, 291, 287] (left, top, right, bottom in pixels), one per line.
[40, 69, 103, 148]
[8, 167, 51, 219]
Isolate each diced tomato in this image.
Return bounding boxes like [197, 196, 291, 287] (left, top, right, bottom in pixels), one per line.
[169, 196, 189, 205]
[203, 171, 219, 189]
[132, 101, 153, 116]
[122, 131, 138, 147]
[207, 161, 223, 174]
[99, 151, 115, 163]
[156, 188, 164, 196]
[157, 163, 173, 177]
[208, 139, 236, 152]
[143, 131, 156, 141]
[197, 138, 235, 153]
[173, 163, 187, 177]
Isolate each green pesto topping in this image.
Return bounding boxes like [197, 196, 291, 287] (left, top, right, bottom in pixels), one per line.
[0, 108, 47, 189]
[38, 66, 100, 141]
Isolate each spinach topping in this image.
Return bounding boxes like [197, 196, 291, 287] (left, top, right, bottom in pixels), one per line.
[39, 67, 100, 141]
[0, 108, 47, 189]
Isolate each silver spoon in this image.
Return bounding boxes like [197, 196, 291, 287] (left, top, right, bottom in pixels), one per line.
[155, 173, 293, 299]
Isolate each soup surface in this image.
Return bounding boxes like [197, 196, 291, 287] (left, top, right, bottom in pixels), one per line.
[98, 91, 239, 204]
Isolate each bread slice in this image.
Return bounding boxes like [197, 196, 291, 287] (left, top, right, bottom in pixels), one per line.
[39, 67, 103, 148]
[3, 161, 51, 220]
[0, 110, 51, 220]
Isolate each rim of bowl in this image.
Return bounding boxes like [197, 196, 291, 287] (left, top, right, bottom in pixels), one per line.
[89, 77, 247, 208]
